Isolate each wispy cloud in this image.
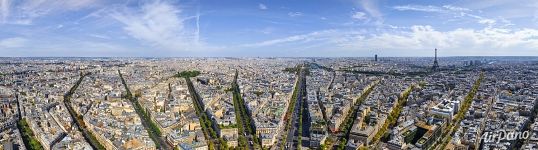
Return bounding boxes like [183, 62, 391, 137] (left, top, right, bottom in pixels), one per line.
[242, 30, 337, 47]
[258, 3, 267, 10]
[463, 13, 500, 26]
[393, 5, 444, 12]
[352, 11, 367, 20]
[478, 19, 496, 25]
[393, 4, 470, 13]
[195, 10, 200, 45]
[0, 0, 100, 25]
[359, 0, 383, 24]
[243, 25, 538, 56]
[0, 0, 9, 23]
[88, 34, 110, 39]
[111, 1, 202, 51]
[392, 4, 505, 26]
[0, 37, 27, 48]
[288, 12, 302, 17]
[257, 27, 275, 34]
[442, 5, 471, 12]
[343, 26, 538, 55]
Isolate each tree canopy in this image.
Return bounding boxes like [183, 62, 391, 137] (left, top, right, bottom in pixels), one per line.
[175, 70, 201, 78]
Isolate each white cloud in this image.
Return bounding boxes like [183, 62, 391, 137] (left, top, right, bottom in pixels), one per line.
[392, 4, 508, 27]
[0, 37, 27, 48]
[258, 3, 267, 10]
[393, 5, 440, 12]
[111, 1, 201, 51]
[244, 26, 538, 56]
[352, 12, 367, 20]
[195, 11, 200, 45]
[461, 0, 538, 22]
[0, 0, 9, 23]
[478, 19, 496, 25]
[76, 7, 110, 23]
[288, 12, 302, 17]
[256, 27, 274, 34]
[393, 4, 473, 14]
[242, 30, 337, 47]
[442, 5, 471, 12]
[88, 34, 110, 39]
[339, 26, 538, 55]
[532, 1, 538, 23]
[359, 0, 382, 24]
[0, 0, 100, 25]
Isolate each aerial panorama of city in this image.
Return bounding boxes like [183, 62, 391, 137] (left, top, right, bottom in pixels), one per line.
[1, 56, 538, 150]
[1, 0, 538, 150]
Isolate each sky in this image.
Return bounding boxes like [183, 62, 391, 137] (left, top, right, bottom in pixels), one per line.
[0, 0, 537, 57]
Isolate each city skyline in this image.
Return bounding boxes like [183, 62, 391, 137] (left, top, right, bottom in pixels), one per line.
[1, 0, 538, 57]
[2, 57, 537, 150]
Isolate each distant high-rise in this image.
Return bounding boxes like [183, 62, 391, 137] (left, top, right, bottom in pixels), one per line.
[432, 48, 439, 70]
[375, 54, 378, 61]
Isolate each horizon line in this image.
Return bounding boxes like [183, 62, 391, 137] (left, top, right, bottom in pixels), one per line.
[1, 56, 538, 58]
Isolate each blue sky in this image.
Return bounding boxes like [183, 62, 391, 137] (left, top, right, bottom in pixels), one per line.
[0, 0, 537, 57]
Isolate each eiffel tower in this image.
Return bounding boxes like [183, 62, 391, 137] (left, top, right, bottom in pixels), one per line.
[432, 48, 439, 70]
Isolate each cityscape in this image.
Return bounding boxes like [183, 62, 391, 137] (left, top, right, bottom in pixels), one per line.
[1, 0, 538, 150]
[1, 55, 537, 150]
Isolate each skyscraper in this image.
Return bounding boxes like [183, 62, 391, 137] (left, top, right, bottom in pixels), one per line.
[432, 48, 439, 70]
[375, 54, 378, 61]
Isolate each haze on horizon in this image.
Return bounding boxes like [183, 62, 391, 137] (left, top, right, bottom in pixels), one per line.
[0, 0, 538, 57]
